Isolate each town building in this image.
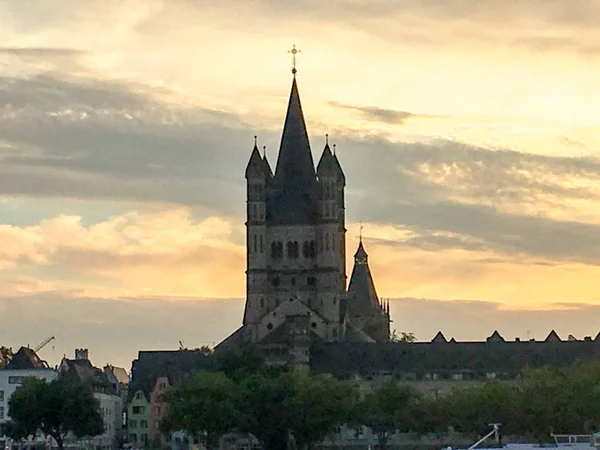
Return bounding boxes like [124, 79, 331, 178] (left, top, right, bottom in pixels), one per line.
[59, 349, 122, 450]
[148, 376, 170, 448]
[0, 347, 57, 449]
[127, 390, 150, 447]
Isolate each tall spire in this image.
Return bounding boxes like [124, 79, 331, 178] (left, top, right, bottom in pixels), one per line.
[269, 73, 317, 225]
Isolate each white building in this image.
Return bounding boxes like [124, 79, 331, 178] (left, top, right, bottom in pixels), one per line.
[0, 347, 57, 449]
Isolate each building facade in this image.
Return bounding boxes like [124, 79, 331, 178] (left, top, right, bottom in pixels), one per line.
[128, 390, 150, 447]
[59, 349, 123, 450]
[218, 69, 390, 365]
[148, 376, 170, 448]
[0, 366, 58, 449]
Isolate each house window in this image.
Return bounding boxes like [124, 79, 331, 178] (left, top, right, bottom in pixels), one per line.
[8, 376, 24, 385]
[155, 406, 161, 415]
[0, 406, 4, 420]
[159, 383, 166, 390]
[0, 390, 4, 401]
[140, 420, 148, 429]
[129, 420, 137, 429]
[132, 406, 145, 414]
[135, 392, 143, 400]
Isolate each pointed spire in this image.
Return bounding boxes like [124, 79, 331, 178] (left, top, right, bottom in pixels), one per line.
[269, 76, 317, 225]
[245, 136, 265, 179]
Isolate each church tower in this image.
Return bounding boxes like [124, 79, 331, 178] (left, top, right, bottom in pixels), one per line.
[242, 61, 347, 358]
[347, 239, 391, 342]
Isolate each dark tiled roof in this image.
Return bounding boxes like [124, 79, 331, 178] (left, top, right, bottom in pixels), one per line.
[316, 144, 337, 177]
[61, 359, 116, 394]
[4, 347, 47, 370]
[347, 242, 381, 317]
[268, 77, 318, 225]
[545, 329, 561, 342]
[487, 330, 505, 342]
[129, 350, 215, 399]
[245, 143, 265, 179]
[432, 331, 448, 343]
[345, 325, 376, 343]
[310, 340, 600, 379]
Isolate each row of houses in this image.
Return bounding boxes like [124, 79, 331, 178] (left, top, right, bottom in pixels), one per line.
[0, 347, 131, 450]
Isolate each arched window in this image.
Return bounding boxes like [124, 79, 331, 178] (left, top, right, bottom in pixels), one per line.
[259, 235, 264, 253]
[260, 298, 265, 308]
[303, 241, 310, 258]
[310, 241, 316, 258]
[253, 234, 258, 253]
[325, 233, 330, 251]
[271, 241, 278, 258]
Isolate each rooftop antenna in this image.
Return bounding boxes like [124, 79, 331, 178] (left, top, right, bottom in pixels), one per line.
[288, 45, 300, 76]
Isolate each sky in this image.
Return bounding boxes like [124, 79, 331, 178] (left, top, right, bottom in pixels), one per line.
[2, 0, 600, 368]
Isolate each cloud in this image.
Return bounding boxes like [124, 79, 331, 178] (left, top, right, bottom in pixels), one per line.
[0, 208, 246, 299]
[329, 102, 441, 124]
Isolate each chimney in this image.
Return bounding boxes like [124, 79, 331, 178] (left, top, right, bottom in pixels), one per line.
[75, 349, 89, 360]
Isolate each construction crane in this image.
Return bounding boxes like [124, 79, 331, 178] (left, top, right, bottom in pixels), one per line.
[34, 336, 55, 353]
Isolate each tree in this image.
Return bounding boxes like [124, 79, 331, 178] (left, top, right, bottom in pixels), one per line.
[358, 380, 421, 450]
[161, 371, 238, 450]
[236, 372, 295, 450]
[284, 372, 359, 450]
[215, 344, 267, 382]
[390, 330, 417, 343]
[7, 377, 104, 450]
[0, 346, 13, 368]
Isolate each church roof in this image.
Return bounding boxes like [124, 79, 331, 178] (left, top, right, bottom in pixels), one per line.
[245, 141, 266, 179]
[347, 241, 381, 317]
[268, 77, 318, 225]
[345, 325, 376, 343]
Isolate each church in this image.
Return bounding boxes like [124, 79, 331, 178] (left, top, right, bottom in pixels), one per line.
[217, 65, 391, 366]
[130, 57, 600, 395]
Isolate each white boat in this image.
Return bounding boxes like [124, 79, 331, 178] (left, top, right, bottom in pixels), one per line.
[446, 424, 600, 450]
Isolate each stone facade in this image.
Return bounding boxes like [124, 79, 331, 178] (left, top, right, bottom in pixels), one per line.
[218, 72, 390, 365]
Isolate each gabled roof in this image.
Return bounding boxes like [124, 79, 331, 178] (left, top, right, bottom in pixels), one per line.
[104, 365, 129, 385]
[347, 241, 380, 317]
[317, 141, 345, 182]
[60, 358, 116, 394]
[268, 77, 318, 225]
[432, 331, 448, 343]
[545, 329, 562, 342]
[4, 347, 48, 370]
[487, 330, 505, 343]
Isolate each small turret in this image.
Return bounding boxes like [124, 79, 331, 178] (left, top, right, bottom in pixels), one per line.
[245, 137, 266, 179]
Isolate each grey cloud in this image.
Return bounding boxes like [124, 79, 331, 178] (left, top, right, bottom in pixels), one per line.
[329, 102, 440, 124]
[5, 73, 600, 265]
[0, 48, 84, 56]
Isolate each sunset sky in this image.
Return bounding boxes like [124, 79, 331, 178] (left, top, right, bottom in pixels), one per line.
[2, 0, 600, 368]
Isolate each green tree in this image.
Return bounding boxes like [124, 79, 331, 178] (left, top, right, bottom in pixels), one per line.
[0, 346, 13, 368]
[161, 371, 238, 450]
[284, 372, 359, 450]
[390, 331, 417, 343]
[358, 380, 421, 450]
[236, 371, 295, 450]
[7, 377, 104, 450]
[215, 345, 267, 382]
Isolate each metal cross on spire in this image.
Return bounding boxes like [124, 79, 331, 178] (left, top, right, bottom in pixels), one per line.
[288, 45, 300, 75]
[359, 223, 364, 242]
